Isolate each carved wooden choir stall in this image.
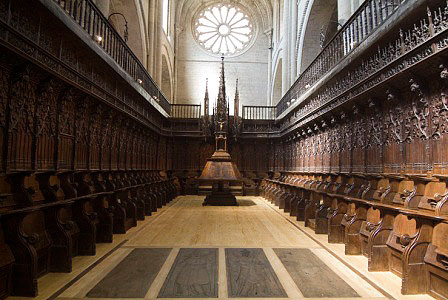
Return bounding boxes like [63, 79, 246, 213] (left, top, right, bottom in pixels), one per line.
[1, 0, 448, 299]
[259, 74, 448, 300]
[0, 1, 179, 298]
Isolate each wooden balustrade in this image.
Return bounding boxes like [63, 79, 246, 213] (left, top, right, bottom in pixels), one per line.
[52, 0, 171, 114]
[171, 104, 202, 119]
[242, 106, 276, 120]
[276, 0, 404, 117]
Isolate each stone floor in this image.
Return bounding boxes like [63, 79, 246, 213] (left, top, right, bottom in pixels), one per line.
[9, 196, 436, 300]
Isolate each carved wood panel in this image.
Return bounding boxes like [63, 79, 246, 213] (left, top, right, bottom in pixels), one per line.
[100, 111, 113, 171]
[366, 101, 383, 174]
[0, 66, 9, 172]
[351, 109, 366, 174]
[35, 79, 58, 171]
[7, 66, 35, 171]
[57, 88, 75, 170]
[74, 97, 89, 170]
[88, 104, 102, 171]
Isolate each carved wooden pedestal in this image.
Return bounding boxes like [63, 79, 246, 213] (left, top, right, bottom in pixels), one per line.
[199, 150, 242, 206]
[203, 182, 238, 206]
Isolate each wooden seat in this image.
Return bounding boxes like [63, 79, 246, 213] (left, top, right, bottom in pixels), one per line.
[73, 173, 98, 255]
[314, 175, 341, 234]
[34, 173, 80, 271]
[359, 207, 395, 271]
[3, 211, 51, 297]
[424, 222, 448, 300]
[341, 200, 367, 255]
[91, 172, 114, 243]
[328, 194, 349, 244]
[112, 189, 137, 234]
[383, 176, 414, 206]
[416, 178, 447, 215]
[386, 213, 433, 295]
[242, 179, 255, 196]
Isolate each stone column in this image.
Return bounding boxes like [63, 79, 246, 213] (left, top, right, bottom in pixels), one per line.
[94, 0, 110, 17]
[155, 0, 163, 84]
[147, 0, 157, 77]
[173, 25, 185, 103]
[281, 0, 291, 96]
[338, 0, 351, 25]
[265, 29, 273, 105]
[290, 0, 298, 81]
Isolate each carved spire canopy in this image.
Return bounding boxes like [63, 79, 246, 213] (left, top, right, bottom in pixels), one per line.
[204, 78, 209, 117]
[234, 78, 240, 118]
[216, 55, 227, 120]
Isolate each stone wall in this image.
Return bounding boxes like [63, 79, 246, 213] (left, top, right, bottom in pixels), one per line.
[175, 14, 270, 113]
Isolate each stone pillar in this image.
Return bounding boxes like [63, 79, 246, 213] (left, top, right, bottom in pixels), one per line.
[265, 29, 273, 105]
[290, 0, 298, 81]
[155, 0, 163, 84]
[173, 25, 185, 103]
[281, 0, 291, 96]
[94, 0, 110, 17]
[147, 0, 157, 77]
[338, 0, 351, 25]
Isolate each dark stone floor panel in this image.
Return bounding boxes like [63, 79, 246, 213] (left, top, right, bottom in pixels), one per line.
[226, 248, 287, 298]
[87, 248, 171, 298]
[274, 248, 359, 298]
[158, 248, 218, 298]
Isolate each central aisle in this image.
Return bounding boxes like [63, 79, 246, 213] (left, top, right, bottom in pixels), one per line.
[126, 196, 319, 248]
[53, 196, 395, 299]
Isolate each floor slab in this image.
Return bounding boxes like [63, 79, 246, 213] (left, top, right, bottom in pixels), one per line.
[226, 248, 287, 298]
[274, 248, 359, 298]
[158, 248, 219, 298]
[87, 248, 171, 298]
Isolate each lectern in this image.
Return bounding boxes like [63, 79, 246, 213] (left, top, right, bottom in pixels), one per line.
[198, 57, 242, 206]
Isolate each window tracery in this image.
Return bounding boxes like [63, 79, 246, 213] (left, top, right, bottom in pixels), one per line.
[193, 3, 254, 56]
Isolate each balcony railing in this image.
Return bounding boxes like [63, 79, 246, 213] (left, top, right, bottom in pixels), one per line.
[276, 0, 405, 117]
[171, 104, 202, 119]
[54, 0, 171, 114]
[242, 106, 276, 120]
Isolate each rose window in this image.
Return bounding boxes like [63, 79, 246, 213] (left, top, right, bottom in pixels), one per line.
[194, 4, 254, 56]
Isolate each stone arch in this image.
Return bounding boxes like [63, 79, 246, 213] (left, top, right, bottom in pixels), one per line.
[299, 0, 337, 72]
[272, 58, 283, 105]
[109, 0, 147, 65]
[161, 54, 173, 102]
